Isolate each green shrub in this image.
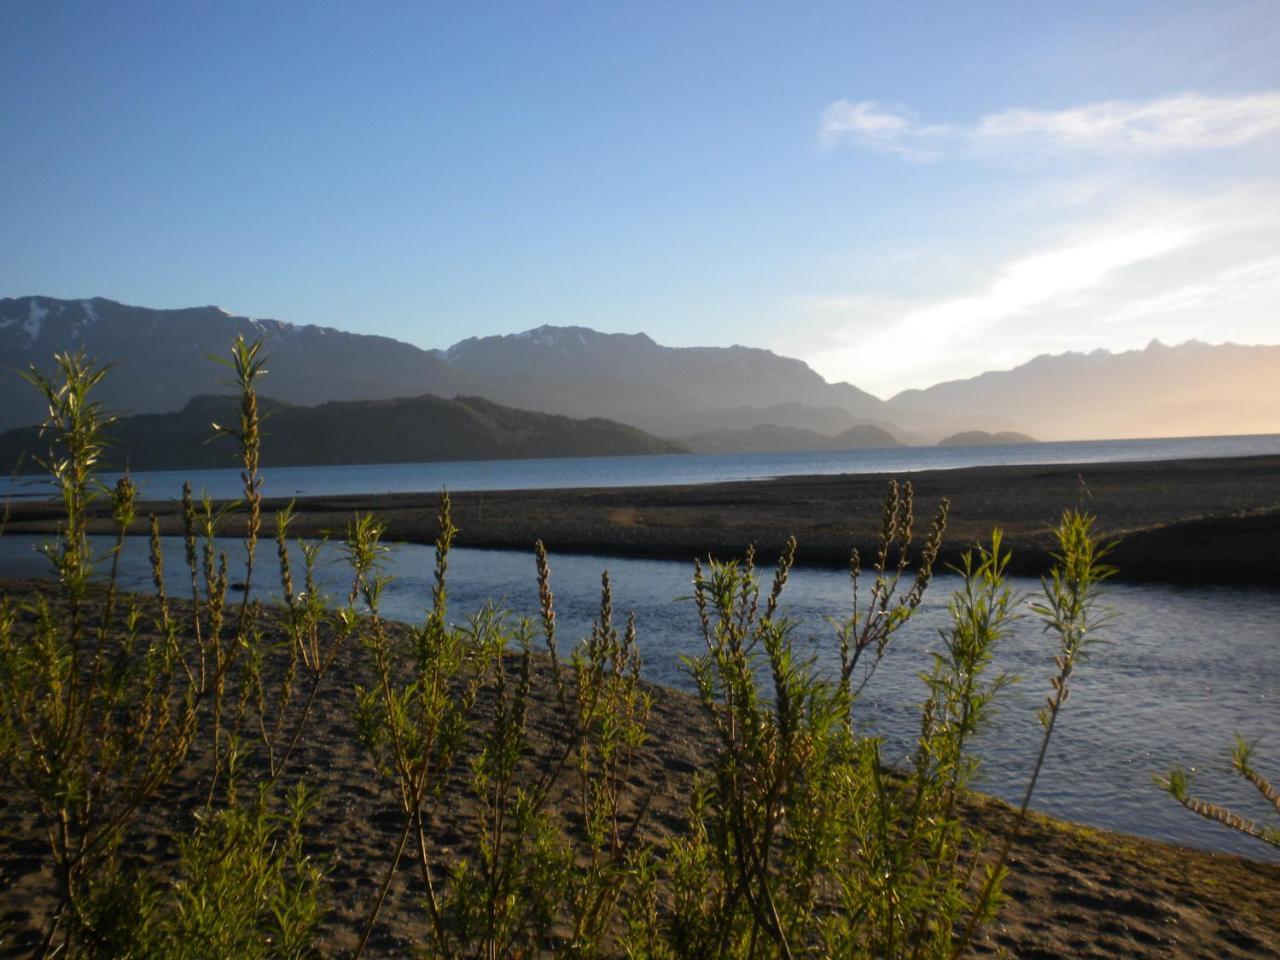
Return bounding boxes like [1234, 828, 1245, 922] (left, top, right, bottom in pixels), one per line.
[619, 500, 1112, 959]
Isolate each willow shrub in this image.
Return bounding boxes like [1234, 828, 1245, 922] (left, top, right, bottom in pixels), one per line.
[0, 342, 333, 959]
[619, 495, 1113, 960]
[0, 340, 1115, 959]
[1159, 737, 1280, 849]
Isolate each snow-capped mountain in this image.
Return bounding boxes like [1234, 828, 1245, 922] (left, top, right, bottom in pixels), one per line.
[0, 296, 481, 432]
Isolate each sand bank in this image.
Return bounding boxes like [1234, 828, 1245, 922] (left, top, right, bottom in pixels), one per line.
[6, 454, 1279, 584]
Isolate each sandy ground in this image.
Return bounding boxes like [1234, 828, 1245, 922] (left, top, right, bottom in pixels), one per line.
[6, 454, 1280, 584]
[1, 582, 1277, 959]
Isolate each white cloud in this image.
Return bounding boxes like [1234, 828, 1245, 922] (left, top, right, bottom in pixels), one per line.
[977, 92, 1280, 153]
[808, 90, 1280, 395]
[794, 188, 1280, 396]
[1094, 253, 1280, 327]
[822, 91, 1280, 160]
[894, 222, 1197, 338]
[821, 100, 911, 137]
[820, 101, 949, 161]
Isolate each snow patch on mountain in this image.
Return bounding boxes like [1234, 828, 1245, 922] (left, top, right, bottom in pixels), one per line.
[514, 325, 578, 348]
[23, 299, 48, 343]
[69, 298, 102, 338]
[443, 339, 474, 362]
[249, 316, 303, 343]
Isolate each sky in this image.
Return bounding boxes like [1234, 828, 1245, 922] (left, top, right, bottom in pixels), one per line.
[2, 1, 1278, 398]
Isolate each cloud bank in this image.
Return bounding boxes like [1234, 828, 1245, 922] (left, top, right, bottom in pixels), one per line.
[800, 89, 1280, 396]
[796, 186, 1280, 397]
[822, 91, 1280, 160]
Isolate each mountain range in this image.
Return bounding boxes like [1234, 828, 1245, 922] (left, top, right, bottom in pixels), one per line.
[893, 341, 1280, 441]
[3, 295, 1278, 448]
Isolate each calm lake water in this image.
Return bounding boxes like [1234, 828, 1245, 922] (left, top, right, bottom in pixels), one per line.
[1, 535, 1276, 862]
[4, 432, 1280, 501]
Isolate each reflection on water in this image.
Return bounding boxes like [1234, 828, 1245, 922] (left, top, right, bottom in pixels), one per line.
[1, 534, 1276, 862]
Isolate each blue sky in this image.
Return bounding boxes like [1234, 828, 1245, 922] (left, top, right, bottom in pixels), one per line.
[3, 1, 1278, 396]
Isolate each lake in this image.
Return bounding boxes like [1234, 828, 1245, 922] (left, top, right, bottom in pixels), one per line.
[1, 534, 1276, 862]
[4, 432, 1280, 502]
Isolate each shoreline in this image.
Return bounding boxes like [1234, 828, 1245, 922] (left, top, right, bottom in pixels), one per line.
[5, 453, 1280, 585]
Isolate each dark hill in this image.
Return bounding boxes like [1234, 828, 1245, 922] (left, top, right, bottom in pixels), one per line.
[831, 424, 902, 448]
[0, 393, 686, 473]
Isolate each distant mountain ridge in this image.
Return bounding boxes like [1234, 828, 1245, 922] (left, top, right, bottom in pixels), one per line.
[891, 340, 1280, 441]
[432, 323, 888, 435]
[3, 296, 1277, 445]
[0, 392, 685, 473]
[0, 297, 891, 437]
[0, 296, 483, 432]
